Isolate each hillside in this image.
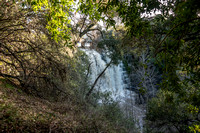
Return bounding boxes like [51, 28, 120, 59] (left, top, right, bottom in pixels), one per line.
[0, 79, 131, 133]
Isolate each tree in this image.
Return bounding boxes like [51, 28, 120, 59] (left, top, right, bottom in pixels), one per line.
[130, 50, 159, 104]
[0, 1, 88, 101]
[22, 0, 74, 43]
[69, 13, 104, 47]
[146, 90, 200, 133]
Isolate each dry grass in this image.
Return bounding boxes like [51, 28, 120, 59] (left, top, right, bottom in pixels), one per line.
[0, 79, 127, 133]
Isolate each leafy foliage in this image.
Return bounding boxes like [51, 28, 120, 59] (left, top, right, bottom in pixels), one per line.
[146, 90, 200, 133]
[0, 1, 89, 101]
[21, 0, 74, 43]
[97, 29, 123, 64]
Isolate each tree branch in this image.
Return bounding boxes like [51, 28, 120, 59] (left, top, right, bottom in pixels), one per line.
[154, 17, 200, 57]
[86, 59, 112, 98]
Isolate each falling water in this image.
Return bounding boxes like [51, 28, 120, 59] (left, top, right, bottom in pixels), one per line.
[82, 49, 145, 132]
[82, 49, 126, 100]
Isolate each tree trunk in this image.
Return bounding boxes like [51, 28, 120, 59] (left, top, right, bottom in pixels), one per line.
[86, 60, 112, 99]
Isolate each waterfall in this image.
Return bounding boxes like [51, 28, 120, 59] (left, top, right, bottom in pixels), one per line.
[82, 49, 145, 132]
[82, 49, 126, 101]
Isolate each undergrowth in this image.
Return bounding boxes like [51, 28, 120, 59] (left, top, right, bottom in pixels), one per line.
[0, 79, 138, 133]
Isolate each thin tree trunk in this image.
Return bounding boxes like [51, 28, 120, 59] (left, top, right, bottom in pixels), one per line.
[86, 60, 112, 98]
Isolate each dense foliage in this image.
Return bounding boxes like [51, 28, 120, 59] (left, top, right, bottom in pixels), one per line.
[79, 0, 200, 132]
[0, 1, 88, 101]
